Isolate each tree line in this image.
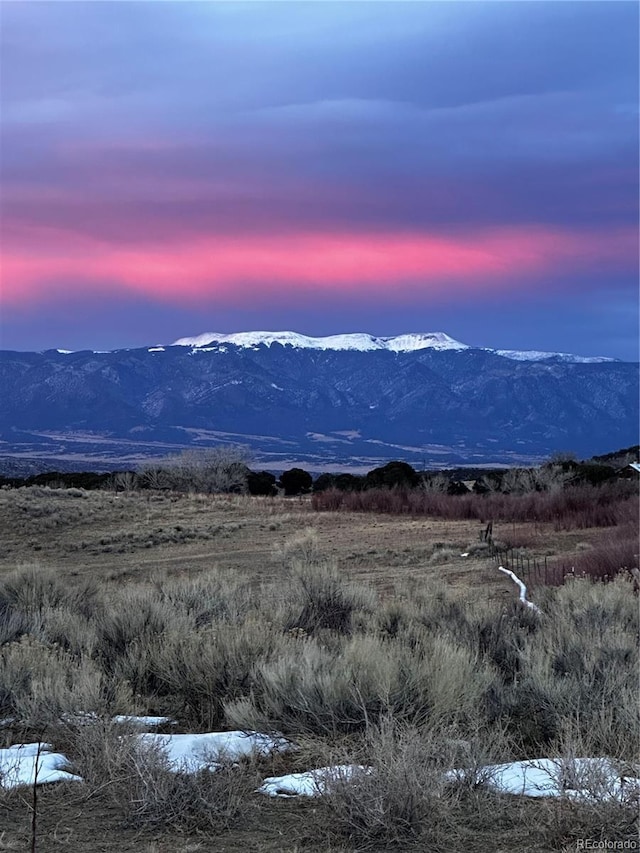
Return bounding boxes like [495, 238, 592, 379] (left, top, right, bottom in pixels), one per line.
[0, 445, 636, 497]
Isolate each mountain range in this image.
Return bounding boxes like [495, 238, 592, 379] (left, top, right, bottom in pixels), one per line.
[0, 331, 637, 473]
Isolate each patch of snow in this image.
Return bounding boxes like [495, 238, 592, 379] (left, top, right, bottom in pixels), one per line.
[60, 712, 175, 729]
[446, 757, 640, 802]
[258, 764, 373, 797]
[56, 349, 73, 354]
[148, 346, 165, 352]
[136, 730, 292, 772]
[112, 715, 176, 729]
[60, 711, 100, 725]
[0, 743, 81, 789]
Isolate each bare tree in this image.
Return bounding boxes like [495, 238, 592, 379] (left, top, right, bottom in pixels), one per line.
[136, 463, 174, 491]
[500, 464, 572, 495]
[534, 463, 573, 493]
[110, 471, 137, 493]
[138, 446, 250, 494]
[420, 474, 449, 493]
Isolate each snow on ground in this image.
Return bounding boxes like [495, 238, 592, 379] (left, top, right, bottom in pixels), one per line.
[0, 743, 82, 789]
[136, 730, 293, 772]
[112, 715, 176, 729]
[446, 757, 640, 802]
[60, 712, 176, 728]
[3, 721, 637, 808]
[258, 765, 373, 797]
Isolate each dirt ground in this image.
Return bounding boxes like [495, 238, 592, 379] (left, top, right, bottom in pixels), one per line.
[0, 791, 352, 853]
[0, 786, 560, 853]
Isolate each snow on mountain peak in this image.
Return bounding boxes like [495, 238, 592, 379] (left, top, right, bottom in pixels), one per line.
[492, 348, 616, 364]
[169, 330, 619, 362]
[383, 332, 468, 352]
[171, 331, 468, 353]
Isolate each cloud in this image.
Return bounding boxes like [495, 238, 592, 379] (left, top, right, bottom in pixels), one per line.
[0, 1, 637, 357]
[3, 225, 636, 309]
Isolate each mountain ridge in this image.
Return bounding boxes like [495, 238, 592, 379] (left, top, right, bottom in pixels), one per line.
[1, 334, 637, 471]
[38, 330, 620, 364]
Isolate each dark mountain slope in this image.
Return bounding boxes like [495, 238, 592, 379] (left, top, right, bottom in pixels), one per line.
[0, 343, 637, 467]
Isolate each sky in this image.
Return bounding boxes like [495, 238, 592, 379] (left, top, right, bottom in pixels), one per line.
[1, 1, 638, 359]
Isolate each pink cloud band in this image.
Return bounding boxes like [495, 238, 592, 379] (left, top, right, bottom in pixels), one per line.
[2, 226, 636, 307]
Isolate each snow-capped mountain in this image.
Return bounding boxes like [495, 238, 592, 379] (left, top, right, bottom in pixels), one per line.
[172, 331, 468, 353]
[171, 330, 615, 363]
[0, 332, 636, 471]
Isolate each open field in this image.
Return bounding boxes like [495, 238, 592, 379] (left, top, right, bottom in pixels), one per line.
[0, 487, 619, 595]
[0, 486, 638, 852]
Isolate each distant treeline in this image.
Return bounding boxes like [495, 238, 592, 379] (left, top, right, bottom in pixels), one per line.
[0, 445, 637, 497]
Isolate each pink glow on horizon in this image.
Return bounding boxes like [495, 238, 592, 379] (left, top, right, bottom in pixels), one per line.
[2, 226, 637, 307]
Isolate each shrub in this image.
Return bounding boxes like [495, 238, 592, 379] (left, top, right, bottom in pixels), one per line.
[24, 471, 114, 490]
[69, 721, 261, 832]
[247, 470, 277, 496]
[96, 588, 183, 675]
[312, 472, 365, 493]
[312, 473, 336, 493]
[0, 599, 29, 646]
[312, 480, 639, 531]
[493, 576, 639, 758]
[547, 529, 638, 583]
[365, 461, 420, 489]
[318, 718, 515, 851]
[225, 627, 496, 736]
[0, 564, 100, 620]
[322, 720, 452, 848]
[571, 462, 617, 486]
[278, 467, 312, 495]
[0, 635, 129, 727]
[145, 619, 282, 729]
[158, 570, 255, 626]
[276, 529, 375, 635]
[225, 637, 397, 735]
[287, 561, 375, 636]
[335, 473, 366, 491]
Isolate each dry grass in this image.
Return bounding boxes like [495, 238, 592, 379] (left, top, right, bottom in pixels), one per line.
[0, 487, 616, 603]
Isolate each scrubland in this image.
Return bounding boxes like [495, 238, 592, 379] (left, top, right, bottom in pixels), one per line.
[0, 484, 637, 851]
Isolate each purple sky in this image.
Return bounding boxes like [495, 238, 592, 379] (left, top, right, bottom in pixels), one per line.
[1, 1, 638, 359]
